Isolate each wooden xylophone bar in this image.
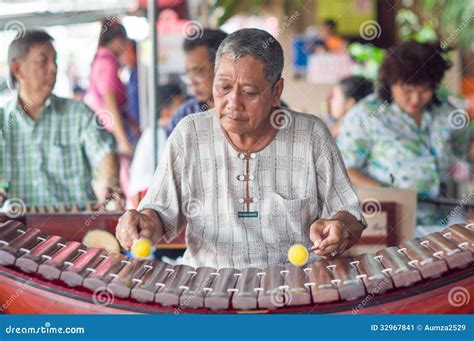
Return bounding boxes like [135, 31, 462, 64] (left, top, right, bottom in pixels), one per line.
[0, 220, 472, 311]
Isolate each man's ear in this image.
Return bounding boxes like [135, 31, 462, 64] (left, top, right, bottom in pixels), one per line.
[10, 60, 22, 85]
[271, 78, 284, 107]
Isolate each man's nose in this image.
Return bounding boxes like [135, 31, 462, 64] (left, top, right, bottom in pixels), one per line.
[228, 89, 243, 110]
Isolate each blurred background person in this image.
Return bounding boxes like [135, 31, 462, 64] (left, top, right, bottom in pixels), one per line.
[3, 30, 120, 208]
[85, 18, 134, 199]
[337, 41, 469, 226]
[128, 84, 185, 207]
[328, 76, 373, 138]
[121, 39, 141, 144]
[318, 19, 347, 54]
[167, 28, 228, 136]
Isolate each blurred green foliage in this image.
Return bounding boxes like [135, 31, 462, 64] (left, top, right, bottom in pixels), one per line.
[396, 8, 437, 43]
[421, 0, 474, 51]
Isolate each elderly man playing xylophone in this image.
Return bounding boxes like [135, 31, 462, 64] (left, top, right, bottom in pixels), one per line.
[116, 29, 366, 269]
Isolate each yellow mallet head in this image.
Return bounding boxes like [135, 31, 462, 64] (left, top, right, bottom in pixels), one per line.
[288, 244, 309, 266]
[131, 238, 153, 259]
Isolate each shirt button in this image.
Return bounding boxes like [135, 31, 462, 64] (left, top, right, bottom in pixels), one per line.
[238, 175, 245, 181]
[238, 153, 245, 160]
[250, 153, 256, 159]
[253, 198, 258, 203]
[238, 198, 244, 204]
[249, 175, 255, 181]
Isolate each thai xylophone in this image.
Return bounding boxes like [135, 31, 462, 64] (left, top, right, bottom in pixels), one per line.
[0, 204, 123, 245]
[0, 220, 472, 314]
[0, 201, 121, 215]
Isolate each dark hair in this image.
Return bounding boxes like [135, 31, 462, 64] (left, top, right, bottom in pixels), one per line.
[183, 28, 228, 64]
[378, 41, 451, 104]
[157, 84, 184, 109]
[73, 85, 85, 95]
[339, 76, 373, 102]
[128, 39, 137, 51]
[8, 30, 54, 87]
[98, 18, 127, 47]
[323, 19, 337, 30]
[216, 28, 284, 85]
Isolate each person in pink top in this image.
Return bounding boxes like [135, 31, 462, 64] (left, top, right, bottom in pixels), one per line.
[86, 19, 135, 199]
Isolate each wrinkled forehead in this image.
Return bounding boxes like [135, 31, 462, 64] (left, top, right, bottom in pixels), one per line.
[215, 54, 267, 84]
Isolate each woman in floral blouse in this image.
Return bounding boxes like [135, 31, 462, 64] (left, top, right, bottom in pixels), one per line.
[337, 41, 470, 226]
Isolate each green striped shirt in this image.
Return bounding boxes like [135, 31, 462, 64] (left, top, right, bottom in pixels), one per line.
[0, 94, 115, 207]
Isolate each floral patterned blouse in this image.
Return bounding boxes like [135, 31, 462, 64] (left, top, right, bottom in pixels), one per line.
[336, 94, 470, 226]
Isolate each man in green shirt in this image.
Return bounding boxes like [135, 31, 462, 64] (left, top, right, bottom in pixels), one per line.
[1, 30, 120, 208]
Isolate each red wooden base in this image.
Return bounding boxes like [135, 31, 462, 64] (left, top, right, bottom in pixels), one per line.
[0, 264, 472, 314]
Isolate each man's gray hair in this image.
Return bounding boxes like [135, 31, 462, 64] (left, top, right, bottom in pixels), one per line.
[7, 30, 54, 87]
[215, 28, 284, 85]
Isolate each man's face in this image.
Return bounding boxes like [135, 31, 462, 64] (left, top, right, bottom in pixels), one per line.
[185, 46, 215, 103]
[213, 54, 282, 135]
[120, 39, 135, 66]
[111, 36, 129, 56]
[13, 42, 57, 98]
[391, 82, 433, 116]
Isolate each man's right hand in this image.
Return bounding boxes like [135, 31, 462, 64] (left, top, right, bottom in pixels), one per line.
[115, 209, 163, 250]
